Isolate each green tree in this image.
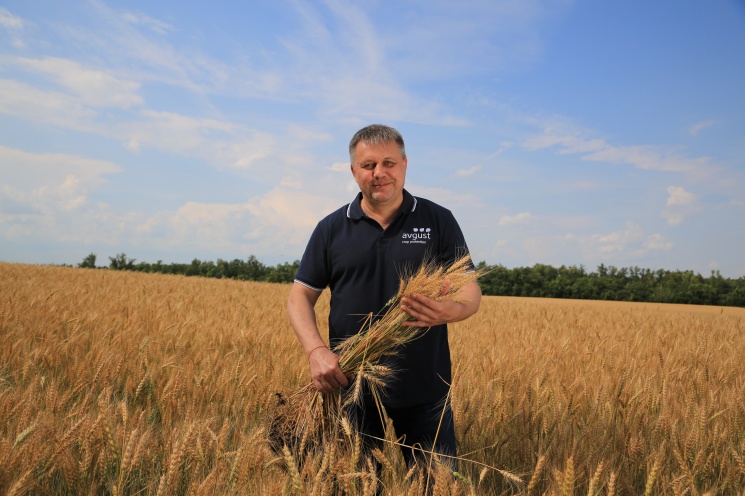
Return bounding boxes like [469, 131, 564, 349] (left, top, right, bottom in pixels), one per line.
[266, 260, 300, 283]
[246, 255, 268, 280]
[78, 253, 97, 269]
[109, 253, 136, 270]
[185, 258, 203, 276]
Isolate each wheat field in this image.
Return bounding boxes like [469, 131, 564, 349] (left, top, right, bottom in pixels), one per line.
[1, 263, 744, 495]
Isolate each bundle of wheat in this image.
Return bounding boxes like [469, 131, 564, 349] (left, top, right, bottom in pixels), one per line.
[269, 254, 483, 455]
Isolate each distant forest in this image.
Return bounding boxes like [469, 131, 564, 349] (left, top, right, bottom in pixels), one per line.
[77, 253, 745, 308]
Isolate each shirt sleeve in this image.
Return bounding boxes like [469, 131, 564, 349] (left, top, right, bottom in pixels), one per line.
[294, 220, 330, 292]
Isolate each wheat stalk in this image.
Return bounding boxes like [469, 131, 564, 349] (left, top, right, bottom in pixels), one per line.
[527, 454, 547, 495]
[587, 460, 604, 496]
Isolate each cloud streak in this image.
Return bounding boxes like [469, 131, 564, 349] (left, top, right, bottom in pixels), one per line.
[12, 56, 143, 108]
[523, 123, 714, 178]
[498, 212, 535, 227]
[689, 119, 716, 137]
[0, 7, 23, 28]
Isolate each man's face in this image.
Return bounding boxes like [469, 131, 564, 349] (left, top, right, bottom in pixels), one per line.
[350, 140, 408, 208]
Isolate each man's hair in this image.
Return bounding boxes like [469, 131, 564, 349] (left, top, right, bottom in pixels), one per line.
[349, 124, 406, 163]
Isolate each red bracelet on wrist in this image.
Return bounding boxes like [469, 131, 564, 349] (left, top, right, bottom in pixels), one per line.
[307, 344, 328, 361]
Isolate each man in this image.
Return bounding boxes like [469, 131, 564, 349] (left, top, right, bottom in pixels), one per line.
[287, 124, 481, 467]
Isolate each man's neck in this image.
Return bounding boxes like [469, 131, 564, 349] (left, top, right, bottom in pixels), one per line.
[361, 196, 402, 228]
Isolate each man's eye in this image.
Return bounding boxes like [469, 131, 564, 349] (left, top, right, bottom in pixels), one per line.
[362, 163, 374, 169]
[384, 161, 395, 167]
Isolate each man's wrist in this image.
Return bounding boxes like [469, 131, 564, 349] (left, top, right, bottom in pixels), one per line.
[306, 344, 328, 361]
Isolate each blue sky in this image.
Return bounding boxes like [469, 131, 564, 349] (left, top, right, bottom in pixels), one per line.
[1, 0, 744, 277]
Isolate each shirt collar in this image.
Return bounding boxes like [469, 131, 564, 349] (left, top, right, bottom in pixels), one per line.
[346, 189, 417, 220]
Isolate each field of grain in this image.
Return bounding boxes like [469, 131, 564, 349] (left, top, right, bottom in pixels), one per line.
[1, 263, 744, 495]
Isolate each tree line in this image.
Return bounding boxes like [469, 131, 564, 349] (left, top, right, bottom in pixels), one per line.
[475, 262, 745, 308]
[78, 253, 300, 284]
[78, 253, 745, 308]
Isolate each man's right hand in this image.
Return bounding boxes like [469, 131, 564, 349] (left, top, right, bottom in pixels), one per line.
[308, 347, 349, 393]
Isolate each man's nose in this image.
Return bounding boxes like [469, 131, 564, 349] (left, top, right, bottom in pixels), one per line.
[373, 163, 385, 177]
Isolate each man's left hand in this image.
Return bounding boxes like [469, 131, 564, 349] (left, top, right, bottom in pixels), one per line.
[400, 280, 481, 327]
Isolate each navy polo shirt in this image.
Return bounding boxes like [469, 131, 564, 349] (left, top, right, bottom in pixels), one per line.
[294, 189, 471, 407]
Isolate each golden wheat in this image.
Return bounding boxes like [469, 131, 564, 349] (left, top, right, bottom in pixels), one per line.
[1, 261, 744, 494]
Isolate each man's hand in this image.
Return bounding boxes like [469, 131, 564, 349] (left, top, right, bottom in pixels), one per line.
[400, 294, 461, 327]
[288, 282, 349, 393]
[308, 347, 349, 393]
[400, 279, 481, 327]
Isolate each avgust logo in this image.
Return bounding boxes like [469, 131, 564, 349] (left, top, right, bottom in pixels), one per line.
[402, 227, 431, 244]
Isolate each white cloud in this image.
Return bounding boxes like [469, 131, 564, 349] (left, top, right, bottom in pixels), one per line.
[280, 177, 303, 189]
[2, 0, 482, 135]
[125, 139, 141, 152]
[245, 187, 338, 235]
[165, 202, 249, 247]
[0, 69, 275, 170]
[523, 122, 716, 180]
[121, 11, 174, 35]
[0, 174, 88, 223]
[0, 55, 149, 136]
[0, 146, 121, 241]
[514, 222, 672, 269]
[118, 110, 276, 169]
[689, 120, 716, 137]
[563, 223, 674, 268]
[12, 57, 143, 109]
[269, 1, 476, 125]
[317, 1, 382, 71]
[665, 185, 697, 207]
[473, 220, 675, 271]
[0, 7, 23, 28]
[0, 154, 343, 259]
[454, 165, 482, 177]
[591, 221, 644, 254]
[498, 212, 535, 227]
[662, 185, 701, 225]
[136, 187, 341, 256]
[0, 78, 98, 128]
[286, 124, 335, 144]
[583, 145, 711, 176]
[0, 145, 120, 190]
[72, 0, 223, 95]
[644, 233, 673, 251]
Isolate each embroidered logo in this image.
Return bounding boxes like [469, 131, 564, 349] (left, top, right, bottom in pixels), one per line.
[401, 227, 431, 244]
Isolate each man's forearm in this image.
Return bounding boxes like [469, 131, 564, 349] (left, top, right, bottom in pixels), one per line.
[287, 283, 349, 392]
[287, 284, 326, 354]
[452, 280, 482, 322]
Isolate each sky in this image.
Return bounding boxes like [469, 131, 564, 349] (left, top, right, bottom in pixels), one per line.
[1, 0, 744, 278]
